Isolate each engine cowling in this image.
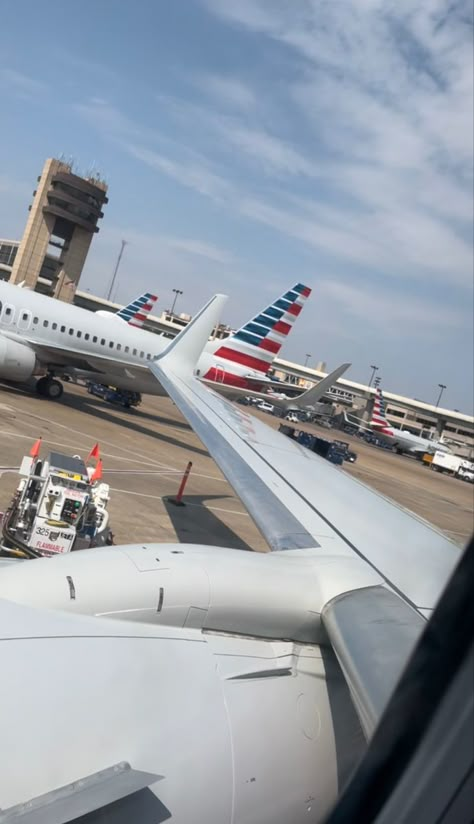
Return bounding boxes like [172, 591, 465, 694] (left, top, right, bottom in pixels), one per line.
[0, 335, 37, 381]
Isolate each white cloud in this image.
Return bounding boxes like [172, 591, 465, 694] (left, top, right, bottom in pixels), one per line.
[196, 74, 257, 110]
[122, 143, 230, 201]
[0, 68, 48, 99]
[318, 279, 465, 335]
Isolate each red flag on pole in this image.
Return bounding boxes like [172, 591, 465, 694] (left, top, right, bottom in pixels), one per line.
[90, 459, 103, 482]
[86, 443, 100, 463]
[29, 438, 42, 459]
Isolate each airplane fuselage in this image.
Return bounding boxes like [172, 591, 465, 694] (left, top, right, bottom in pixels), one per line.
[0, 282, 265, 394]
[374, 426, 449, 455]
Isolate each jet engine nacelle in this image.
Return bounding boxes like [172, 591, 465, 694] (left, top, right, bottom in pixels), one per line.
[0, 335, 37, 381]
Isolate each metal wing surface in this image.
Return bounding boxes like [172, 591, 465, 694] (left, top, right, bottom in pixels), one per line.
[150, 295, 460, 615]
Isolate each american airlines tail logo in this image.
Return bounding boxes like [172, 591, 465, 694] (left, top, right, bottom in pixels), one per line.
[371, 388, 394, 435]
[208, 283, 311, 380]
[117, 293, 158, 327]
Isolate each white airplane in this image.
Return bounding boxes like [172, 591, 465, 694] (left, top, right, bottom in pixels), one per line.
[0, 280, 310, 399]
[0, 294, 463, 823]
[368, 388, 451, 455]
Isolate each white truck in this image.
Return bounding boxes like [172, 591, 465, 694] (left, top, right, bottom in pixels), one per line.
[429, 450, 474, 482]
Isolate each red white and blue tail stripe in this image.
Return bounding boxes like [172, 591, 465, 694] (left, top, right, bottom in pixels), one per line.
[117, 292, 158, 327]
[371, 388, 394, 435]
[206, 283, 311, 385]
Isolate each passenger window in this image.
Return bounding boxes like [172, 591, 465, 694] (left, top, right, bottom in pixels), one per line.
[22, 312, 28, 321]
[84, 333, 90, 341]
[69, 328, 74, 335]
[100, 338, 105, 345]
[52, 322, 57, 330]
[60, 325, 65, 333]
[6, 307, 11, 315]
[43, 320, 49, 328]
[133, 349, 137, 356]
[124, 346, 129, 353]
[92, 336, 98, 343]
[116, 343, 122, 351]
[109, 341, 114, 348]
[77, 331, 82, 338]
[146, 353, 151, 360]
[140, 351, 144, 358]
[33, 316, 39, 324]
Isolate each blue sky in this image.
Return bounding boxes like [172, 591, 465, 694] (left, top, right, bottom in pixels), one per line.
[0, 0, 472, 411]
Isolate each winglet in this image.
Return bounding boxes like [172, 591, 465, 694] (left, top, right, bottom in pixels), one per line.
[152, 293, 228, 375]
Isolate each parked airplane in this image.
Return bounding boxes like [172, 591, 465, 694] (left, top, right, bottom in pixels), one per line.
[369, 387, 451, 454]
[96, 291, 158, 327]
[0, 294, 462, 823]
[345, 387, 451, 455]
[0, 280, 310, 399]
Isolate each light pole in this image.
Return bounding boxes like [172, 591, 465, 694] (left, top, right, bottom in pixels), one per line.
[435, 383, 446, 407]
[304, 354, 311, 368]
[368, 364, 378, 387]
[106, 239, 128, 301]
[170, 288, 183, 316]
[374, 375, 382, 389]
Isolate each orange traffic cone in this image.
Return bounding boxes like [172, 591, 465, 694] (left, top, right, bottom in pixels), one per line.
[29, 438, 42, 459]
[90, 459, 103, 482]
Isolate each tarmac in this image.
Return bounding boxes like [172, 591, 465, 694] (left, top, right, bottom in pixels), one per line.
[0, 381, 472, 551]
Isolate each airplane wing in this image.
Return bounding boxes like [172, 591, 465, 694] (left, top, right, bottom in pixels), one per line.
[150, 296, 459, 615]
[205, 362, 351, 410]
[284, 362, 351, 408]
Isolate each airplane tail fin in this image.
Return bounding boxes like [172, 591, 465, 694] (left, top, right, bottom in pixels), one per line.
[116, 292, 158, 327]
[210, 283, 312, 376]
[370, 388, 394, 435]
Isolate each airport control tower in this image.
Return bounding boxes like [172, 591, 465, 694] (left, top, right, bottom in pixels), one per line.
[9, 157, 108, 302]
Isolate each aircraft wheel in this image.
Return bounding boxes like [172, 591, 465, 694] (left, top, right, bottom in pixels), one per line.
[36, 377, 64, 399]
[35, 377, 47, 396]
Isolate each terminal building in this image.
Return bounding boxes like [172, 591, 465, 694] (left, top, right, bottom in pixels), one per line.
[1, 157, 107, 301]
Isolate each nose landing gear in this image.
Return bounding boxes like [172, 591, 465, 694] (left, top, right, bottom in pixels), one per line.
[36, 375, 64, 399]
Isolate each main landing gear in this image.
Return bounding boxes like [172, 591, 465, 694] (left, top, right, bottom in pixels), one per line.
[36, 375, 64, 400]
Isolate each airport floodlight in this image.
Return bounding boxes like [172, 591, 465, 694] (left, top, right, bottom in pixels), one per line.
[170, 289, 184, 316]
[435, 384, 447, 407]
[368, 365, 379, 387]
